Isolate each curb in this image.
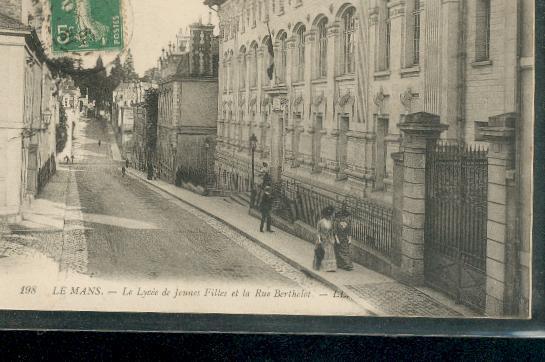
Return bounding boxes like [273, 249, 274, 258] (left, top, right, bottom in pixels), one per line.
[127, 169, 381, 316]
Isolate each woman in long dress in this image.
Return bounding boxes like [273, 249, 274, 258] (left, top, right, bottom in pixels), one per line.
[317, 206, 337, 272]
[334, 209, 353, 271]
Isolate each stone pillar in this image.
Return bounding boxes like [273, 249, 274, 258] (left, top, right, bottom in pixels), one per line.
[265, 87, 288, 184]
[326, 23, 340, 128]
[478, 113, 517, 317]
[303, 31, 315, 123]
[391, 151, 404, 266]
[398, 112, 447, 284]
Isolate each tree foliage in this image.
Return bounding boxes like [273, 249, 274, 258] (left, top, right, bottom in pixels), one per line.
[144, 88, 159, 151]
[46, 53, 141, 111]
[122, 49, 139, 81]
[56, 102, 68, 153]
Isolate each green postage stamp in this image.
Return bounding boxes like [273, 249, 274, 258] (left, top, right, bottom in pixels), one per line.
[51, 0, 124, 52]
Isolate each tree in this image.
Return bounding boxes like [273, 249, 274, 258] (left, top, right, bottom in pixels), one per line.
[109, 56, 124, 90]
[122, 49, 138, 81]
[56, 102, 68, 153]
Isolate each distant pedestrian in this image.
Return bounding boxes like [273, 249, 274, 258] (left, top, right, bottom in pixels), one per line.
[315, 206, 337, 272]
[121, 166, 126, 177]
[259, 186, 273, 233]
[125, 159, 129, 168]
[71, 155, 74, 164]
[334, 208, 353, 271]
[98, 140, 101, 148]
[64, 155, 70, 164]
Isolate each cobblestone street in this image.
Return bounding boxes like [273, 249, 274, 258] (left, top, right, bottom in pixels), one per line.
[0, 116, 366, 315]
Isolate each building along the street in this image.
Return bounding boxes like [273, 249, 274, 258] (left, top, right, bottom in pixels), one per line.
[207, 0, 534, 317]
[155, 20, 219, 190]
[0, 1, 60, 222]
[112, 80, 153, 160]
[58, 80, 81, 162]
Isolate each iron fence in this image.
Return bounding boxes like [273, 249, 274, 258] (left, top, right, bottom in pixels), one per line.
[424, 142, 488, 312]
[251, 178, 395, 259]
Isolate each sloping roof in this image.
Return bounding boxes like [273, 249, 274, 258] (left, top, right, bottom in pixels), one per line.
[0, 12, 30, 33]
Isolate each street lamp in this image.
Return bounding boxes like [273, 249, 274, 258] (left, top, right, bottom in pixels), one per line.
[249, 133, 258, 207]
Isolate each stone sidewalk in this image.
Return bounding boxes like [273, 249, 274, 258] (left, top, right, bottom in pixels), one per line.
[126, 168, 478, 318]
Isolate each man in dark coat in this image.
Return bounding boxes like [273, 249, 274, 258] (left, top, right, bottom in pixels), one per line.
[259, 186, 274, 233]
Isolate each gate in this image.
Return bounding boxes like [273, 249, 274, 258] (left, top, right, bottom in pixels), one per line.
[424, 143, 488, 312]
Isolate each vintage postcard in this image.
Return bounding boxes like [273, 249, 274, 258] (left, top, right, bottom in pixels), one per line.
[0, 0, 535, 324]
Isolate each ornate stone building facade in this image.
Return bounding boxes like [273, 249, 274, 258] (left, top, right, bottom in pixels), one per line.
[207, 0, 533, 316]
[156, 21, 219, 184]
[208, 0, 533, 205]
[0, 1, 59, 222]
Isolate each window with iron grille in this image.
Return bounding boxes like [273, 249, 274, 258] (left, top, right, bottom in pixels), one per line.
[240, 49, 247, 90]
[295, 25, 306, 81]
[413, 0, 421, 65]
[475, 0, 491, 61]
[317, 19, 328, 78]
[251, 44, 258, 87]
[342, 7, 356, 74]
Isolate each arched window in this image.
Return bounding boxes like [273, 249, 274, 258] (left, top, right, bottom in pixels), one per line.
[222, 58, 228, 92]
[229, 51, 235, 91]
[239, 46, 247, 90]
[341, 7, 356, 74]
[316, 18, 328, 78]
[263, 36, 273, 86]
[251, 43, 259, 87]
[277, 31, 288, 83]
[295, 25, 306, 82]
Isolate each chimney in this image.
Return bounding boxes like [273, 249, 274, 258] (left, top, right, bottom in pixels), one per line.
[1, 0, 23, 22]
